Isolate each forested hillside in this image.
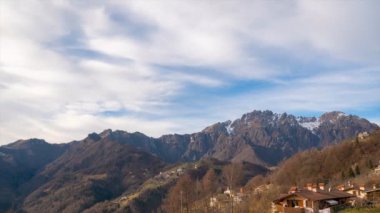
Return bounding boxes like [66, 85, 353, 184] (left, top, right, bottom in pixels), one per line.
[271, 130, 380, 186]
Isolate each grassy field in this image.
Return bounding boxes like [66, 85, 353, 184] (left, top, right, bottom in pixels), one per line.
[340, 207, 380, 213]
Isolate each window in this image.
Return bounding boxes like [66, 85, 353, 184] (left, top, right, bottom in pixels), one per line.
[287, 199, 299, 207]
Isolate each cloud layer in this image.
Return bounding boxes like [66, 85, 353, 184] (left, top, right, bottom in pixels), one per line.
[1, 0, 380, 144]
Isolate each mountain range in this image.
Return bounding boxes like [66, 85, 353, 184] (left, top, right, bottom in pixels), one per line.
[81, 110, 376, 166]
[0, 110, 378, 212]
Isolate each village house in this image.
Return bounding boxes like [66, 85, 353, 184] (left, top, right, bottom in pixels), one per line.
[209, 196, 218, 207]
[210, 188, 247, 209]
[365, 188, 380, 204]
[357, 131, 369, 140]
[223, 187, 233, 196]
[176, 168, 184, 175]
[335, 181, 380, 203]
[335, 182, 368, 199]
[342, 185, 367, 199]
[209, 193, 234, 209]
[272, 184, 354, 213]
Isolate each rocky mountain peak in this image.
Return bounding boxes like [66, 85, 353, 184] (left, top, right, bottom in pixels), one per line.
[235, 110, 300, 129]
[297, 116, 318, 123]
[84, 129, 116, 142]
[86, 133, 102, 141]
[202, 122, 227, 133]
[5, 139, 48, 149]
[224, 120, 234, 135]
[99, 129, 113, 138]
[319, 111, 346, 123]
[240, 110, 275, 122]
[297, 116, 320, 132]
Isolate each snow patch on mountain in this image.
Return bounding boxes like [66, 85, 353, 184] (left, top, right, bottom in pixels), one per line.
[225, 120, 234, 135]
[299, 121, 321, 131]
[297, 117, 321, 132]
[337, 112, 346, 118]
[190, 136, 195, 143]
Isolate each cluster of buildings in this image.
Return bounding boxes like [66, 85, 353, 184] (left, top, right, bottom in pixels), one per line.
[209, 187, 247, 210]
[357, 131, 370, 141]
[155, 167, 186, 180]
[155, 163, 200, 181]
[272, 183, 380, 213]
[115, 167, 190, 207]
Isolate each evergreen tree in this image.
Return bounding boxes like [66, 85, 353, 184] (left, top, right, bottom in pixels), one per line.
[341, 171, 345, 180]
[354, 165, 360, 175]
[348, 168, 355, 178]
[367, 159, 374, 169]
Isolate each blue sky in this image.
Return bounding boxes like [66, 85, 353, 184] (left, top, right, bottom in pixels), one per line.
[1, 0, 380, 144]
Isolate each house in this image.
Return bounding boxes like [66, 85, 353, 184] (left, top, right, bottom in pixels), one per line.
[224, 187, 232, 196]
[210, 187, 247, 209]
[209, 194, 232, 209]
[210, 197, 218, 207]
[336, 182, 367, 199]
[357, 132, 369, 140]
[343, 185, 367, 199]
[272, 186, 354, 213]
[365, 188, 380, 204]
[336, 182, 380, 204]
[176, 168, 184, 175]
[233, 188, 246, 204]
[194, 163, 198, 169]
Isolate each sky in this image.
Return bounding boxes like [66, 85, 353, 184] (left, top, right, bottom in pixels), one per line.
[1, 0, 380, 144]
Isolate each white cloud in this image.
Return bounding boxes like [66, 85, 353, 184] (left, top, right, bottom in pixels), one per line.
[0, 0, 379, 144]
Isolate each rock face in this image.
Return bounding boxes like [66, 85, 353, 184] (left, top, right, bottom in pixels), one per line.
[50, 110, 376, 168]
[152, 110, 378, 166]
[316, 111, 377, 145]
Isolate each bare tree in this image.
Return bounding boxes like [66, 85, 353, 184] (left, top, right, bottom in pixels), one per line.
[162, 174, 195, 213]
[202, 169, 217, 195]
[223, 163, 244, 190]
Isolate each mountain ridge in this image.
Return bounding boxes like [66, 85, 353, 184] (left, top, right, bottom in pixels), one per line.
[0, 110, 378, 212]
[2, 110, 377, 166]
